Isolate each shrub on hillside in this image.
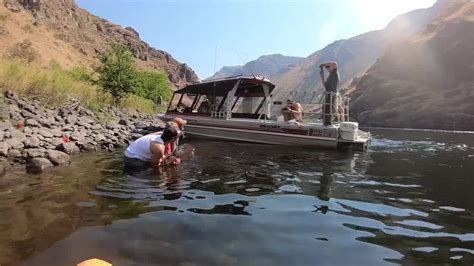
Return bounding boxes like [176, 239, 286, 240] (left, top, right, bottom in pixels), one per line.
[134, 70, 171, 105]
[96, 44, 137, 106]
[6, 39, 38, 63]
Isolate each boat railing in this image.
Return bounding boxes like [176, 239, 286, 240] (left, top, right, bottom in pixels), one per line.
[278, 92, 350, 123]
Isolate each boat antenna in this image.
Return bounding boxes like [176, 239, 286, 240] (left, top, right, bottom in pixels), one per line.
[213, 45, 218, 75]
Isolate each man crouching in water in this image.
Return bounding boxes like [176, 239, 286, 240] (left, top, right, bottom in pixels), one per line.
[124, 122, 181, 169]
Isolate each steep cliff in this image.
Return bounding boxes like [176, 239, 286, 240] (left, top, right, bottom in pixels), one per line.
[272, 1, 447, 104]
[0, 0, 199, 87]
[350, 0, 474, 130]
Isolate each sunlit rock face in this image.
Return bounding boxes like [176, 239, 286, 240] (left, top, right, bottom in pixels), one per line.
[271, 0, 447, 113]
[350, 0, 474, 130]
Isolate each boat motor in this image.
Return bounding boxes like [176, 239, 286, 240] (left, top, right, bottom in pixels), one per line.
[339, 122, 359, 141]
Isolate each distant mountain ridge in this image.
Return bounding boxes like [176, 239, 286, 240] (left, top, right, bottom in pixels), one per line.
[271, 0, 447, 105]
[207, 54, 303, 80]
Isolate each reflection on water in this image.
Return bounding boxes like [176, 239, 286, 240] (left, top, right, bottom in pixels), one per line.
[0, 129, 473, 265]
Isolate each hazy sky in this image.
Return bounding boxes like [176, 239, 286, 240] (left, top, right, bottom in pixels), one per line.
[77, 0, 436, 79]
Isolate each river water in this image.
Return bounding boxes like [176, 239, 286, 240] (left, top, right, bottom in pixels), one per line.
[0, 129, 473, 265]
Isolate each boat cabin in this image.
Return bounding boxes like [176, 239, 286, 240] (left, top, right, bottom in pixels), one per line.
[167, 76, 274, 120]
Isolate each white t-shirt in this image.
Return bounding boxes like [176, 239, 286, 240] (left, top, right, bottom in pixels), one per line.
[124, 134, 164, 161]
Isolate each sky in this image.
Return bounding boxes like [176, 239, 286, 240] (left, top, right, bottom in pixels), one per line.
[76, 0, 436, 79]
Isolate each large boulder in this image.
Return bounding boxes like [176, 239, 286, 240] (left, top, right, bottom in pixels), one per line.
[46, 150, 70, 165]
[26, 158, 54, 174]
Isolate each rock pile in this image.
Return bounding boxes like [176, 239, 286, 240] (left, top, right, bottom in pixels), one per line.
[0, 91, 165, 174]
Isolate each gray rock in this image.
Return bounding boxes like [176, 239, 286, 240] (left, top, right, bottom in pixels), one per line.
[21, 110, 36, 120]
[0, 132, 3, 142]
[0, 159, 8, 176]
[118, 119, 131, 126]
[51, 138, 64, 147]
[6, 138, 24, 150]
[56, 142, 80, 155]
[134, 121, 147, 129]
[7, 149, 22, 160]
[0, 107, 9, 119]
[38, 118, 52, 128]
[11, 130, 26, 141]
[95, 134, 106, 142]
[22, 103, 36, 114]
[8, 104, 20, 114]
[77, 118, 91, 128]
[51, 128, 62, 137]
[23, 126, 33, 135]
[25, 119, 40, 127]
[26, 158, 54, 174]
[66, 115, 78, 125]
[46, 150, 70, 165]
[90, 124, 102, 130]
[0, 121, 13, 131]
[62, 125, 74, 131]
[24, 135, 41, 148]
[70, 132, 85, 141]
[25, 148, 45, 158]
[105, 122, 120, 130]
[55, 116, 63, 123]
[38, 129, 53, 138]
[76, 142, 96, 152]
[0, 142, 10, 156]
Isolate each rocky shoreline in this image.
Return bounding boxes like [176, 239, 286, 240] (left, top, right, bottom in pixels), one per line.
[0, 91, 165, 175]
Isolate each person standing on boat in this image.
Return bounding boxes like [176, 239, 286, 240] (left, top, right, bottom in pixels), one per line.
[319, 62, 340, 125]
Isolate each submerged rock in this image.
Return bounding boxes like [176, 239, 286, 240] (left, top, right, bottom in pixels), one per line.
[46, 150, 71, 165]
[56, 142, 80, 155]
[26, 158, 54, 174]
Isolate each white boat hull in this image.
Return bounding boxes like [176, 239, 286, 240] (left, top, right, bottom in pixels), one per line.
[163, 115, 370, 150]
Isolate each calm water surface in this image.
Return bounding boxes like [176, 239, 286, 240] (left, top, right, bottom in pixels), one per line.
[0, 129, 473, 265]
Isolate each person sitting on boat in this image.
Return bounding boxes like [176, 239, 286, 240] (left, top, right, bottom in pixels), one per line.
[281, 100, 304, 122]
[124, 122, 181, 168]
[319, 62, 341, 125]
[290, 101, 304, 122]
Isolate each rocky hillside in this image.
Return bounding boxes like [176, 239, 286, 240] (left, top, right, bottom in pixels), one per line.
[350, 0, 474, 130]
[272, 0, 447, 104]
[207, 54, 302, 80]
[0, 0, 198, 86]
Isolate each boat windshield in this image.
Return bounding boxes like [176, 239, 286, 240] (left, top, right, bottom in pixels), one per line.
[166, 77, 274, 119]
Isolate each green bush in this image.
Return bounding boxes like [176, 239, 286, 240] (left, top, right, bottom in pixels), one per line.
[134, 70, 171, 105]
[96, 44, 137, 106]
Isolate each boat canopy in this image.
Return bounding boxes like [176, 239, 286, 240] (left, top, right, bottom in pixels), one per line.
[175, 77, 276, 97]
